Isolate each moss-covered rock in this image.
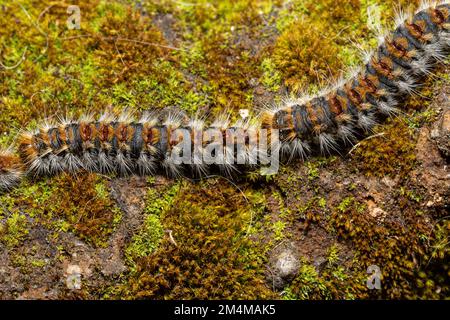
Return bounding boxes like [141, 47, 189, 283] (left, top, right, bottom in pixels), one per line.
[0, 0, 448, 300]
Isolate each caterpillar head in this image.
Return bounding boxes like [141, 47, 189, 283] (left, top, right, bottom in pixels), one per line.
[0, 149, 23, 192]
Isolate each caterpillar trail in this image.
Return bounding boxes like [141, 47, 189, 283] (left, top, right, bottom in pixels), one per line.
[0, 1, 449, 192]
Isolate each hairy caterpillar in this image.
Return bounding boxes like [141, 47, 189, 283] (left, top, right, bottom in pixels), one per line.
[0, 1, 449, 192]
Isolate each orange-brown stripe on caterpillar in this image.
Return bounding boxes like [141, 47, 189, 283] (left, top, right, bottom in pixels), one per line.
[39, 128, 51, 148]
[305, 101, 329, 135]
[405, 20, 434, 42]
[18, 133, 39, 164]
[358, 74, 386, 97]
[0, 151, 23, 173]
[18, 131, 53, 165]
[115, 122, 135, 151]
[142, 124, 160, 155]
[0, 150, 24, 191]
[263, 107, 293, 130]
[260, 108, 295, 143]
[273, 107, 298, 141]
[201, 128, 219, 148]
[66, 124, 76, 148]
[168, 126, 186, 148]
[331, 94, 354, 123]
[327, 93, 344, 116]
[429, 6, 450, 26]
[46, 127, 67, 155]
[260, 111, 275, 129]
[57, 125, 69, 151]
[97, 122, 115, 150]
[370, 56, 402, 80]
[344, 82, 372, 111]
[79, 121, 97, 149]
[0, 152, 21, 172]
[386, 36, 417, 60]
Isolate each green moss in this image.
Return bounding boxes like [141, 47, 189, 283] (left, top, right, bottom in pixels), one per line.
[318, 197, 327, 209]
[330, 187, 448, 299]
[351, 119, 417, 178]
[0, 174, 122, 248]
[125, 214, 164, 264]
[306, 161, 320, 181]
[337, 196, 354, 213]
[144, 182, 180, 216]
[0, 212, 29, 248]
[272, 0, 365, 92]
[272, 220, 286, 241]
[285, 255, 368, 300]
[290, 261, 330, 299]
[52, 175, 123, 247]
[30, 259, 47, 268]
[124, 181, 180, 266]
[327, 244, 340, 267]
[114, 179, 276, 299]
[260, 58, 282, 92]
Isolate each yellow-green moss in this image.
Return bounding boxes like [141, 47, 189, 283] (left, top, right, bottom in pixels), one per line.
[330, 192, 448, 299]
[125, 181, 180, 266]
[0, 212, 29, 248]
[125, 214, 164, 264]
[285, 256, 367, 300]
[1, 174, 122, 248]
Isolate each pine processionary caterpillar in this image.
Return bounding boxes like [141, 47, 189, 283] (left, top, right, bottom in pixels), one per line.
[0, 1, 449, 192]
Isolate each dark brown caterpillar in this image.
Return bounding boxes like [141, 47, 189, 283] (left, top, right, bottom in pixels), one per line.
[0, 1, 449, 192]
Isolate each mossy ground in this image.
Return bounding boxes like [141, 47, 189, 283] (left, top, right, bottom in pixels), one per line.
[0, 0, 448, 299]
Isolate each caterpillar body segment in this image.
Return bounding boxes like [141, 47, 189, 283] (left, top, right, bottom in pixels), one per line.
[0, 1, 449, 192]
[261, 2, 450, 158]
[0, 150, 23, 191]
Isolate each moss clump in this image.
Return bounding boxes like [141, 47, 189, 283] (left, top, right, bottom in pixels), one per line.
[115, 180, 276, 299]
[273, 23, 343, 92]
[260, 58, 282, 92]
[125, 178, 180, 270]
[47, 175, 122, 247]
[143, 181, 180, 216]
[351, 119, 417, 177]
[286, 261, 368, 300]
[289, 261, 330, 299]
[272, 220, 286, 241]
[125, 214, 164, 264]
[0, 212, 29, 248]
[330, 194, 449, 299]
[125, 180, 179, 266]
[1, 174, 122, 248]
[273, 0, 364, 92]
